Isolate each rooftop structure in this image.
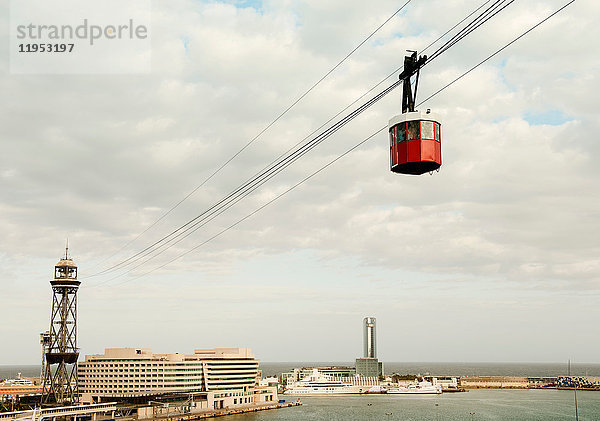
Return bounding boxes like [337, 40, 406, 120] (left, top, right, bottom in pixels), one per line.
[355, 357, 383, 378]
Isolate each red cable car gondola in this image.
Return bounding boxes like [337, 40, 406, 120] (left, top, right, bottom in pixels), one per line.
[389, 110, 441, 175]
[389, 51, 442, 175]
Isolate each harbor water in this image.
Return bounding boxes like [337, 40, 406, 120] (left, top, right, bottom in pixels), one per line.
[251, 362, 600, 420]
[3, 363, 600, 419]
[224, 391, 600, 420]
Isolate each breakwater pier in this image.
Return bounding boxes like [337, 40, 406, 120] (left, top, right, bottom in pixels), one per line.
[459, 375, 600, 390]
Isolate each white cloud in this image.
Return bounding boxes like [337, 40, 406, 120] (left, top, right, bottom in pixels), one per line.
[1, 0, 598, 363]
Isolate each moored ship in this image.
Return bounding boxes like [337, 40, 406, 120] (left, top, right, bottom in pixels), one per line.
[388, 379, 442, 395]
[0, 373, 34, 387]
[284, 369, 379, 395]
[0, 373, 42, 398]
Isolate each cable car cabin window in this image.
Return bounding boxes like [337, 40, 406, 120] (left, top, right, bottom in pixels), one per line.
[407, 121, 420, 140]
[421, 121, 434, 140]
[434, 122, 441, 142]
[398, 123, 406, 143]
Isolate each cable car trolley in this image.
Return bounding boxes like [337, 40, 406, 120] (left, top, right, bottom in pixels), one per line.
[389, 51, 442, 175]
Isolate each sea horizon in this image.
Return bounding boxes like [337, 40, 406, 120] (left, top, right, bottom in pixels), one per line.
[4, 361, 600, 380]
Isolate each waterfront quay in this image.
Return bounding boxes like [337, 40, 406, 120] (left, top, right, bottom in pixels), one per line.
[0, 400, 302, 421]
[136, 401, 301, 420]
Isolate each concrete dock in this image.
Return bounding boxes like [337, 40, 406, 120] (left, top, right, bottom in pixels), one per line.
[140, 401, 302, 420]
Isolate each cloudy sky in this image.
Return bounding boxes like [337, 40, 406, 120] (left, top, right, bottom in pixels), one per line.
[1, 0, 598, 365]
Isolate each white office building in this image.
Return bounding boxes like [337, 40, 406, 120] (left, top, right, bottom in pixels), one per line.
[78, 347, 277, 409]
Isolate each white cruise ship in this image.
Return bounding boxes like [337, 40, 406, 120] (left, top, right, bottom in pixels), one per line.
[284, 369, 379, 395]
[0, 373, 34, 387]
[388, 379, 442, 395]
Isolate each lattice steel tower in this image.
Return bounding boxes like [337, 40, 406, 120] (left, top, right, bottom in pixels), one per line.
[42, 246, 80, 405]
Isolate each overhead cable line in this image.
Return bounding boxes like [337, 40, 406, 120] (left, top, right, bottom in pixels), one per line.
[86, 79, 404, 283]
[418, 0, 576, 106]
[359, 0, 500, 92]
[237, 0, 500, 195]
[85, 0, 575, 288]
[86, 0, 500, 280]
[89, 128, 386, 289]
[90, 0, 414, 271]
[84, 0, 520, 282]
[427, 0, 517, 62]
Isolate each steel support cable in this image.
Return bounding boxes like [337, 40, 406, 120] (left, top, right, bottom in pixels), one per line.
[86, 79, 404, 283]
[89, 0, 414, 272]
[427, 0, 518, 63]
[427, 0, 507, 60]
[418, 0, 575, 107]
[95, 128, 386, 289]
[87, 0, 576, 288]
[261, 0, 503, 162]
[252, 0, 499, 188]
[369, 0, 501, 91]
[86, 0, 498, 279]
[88, 0, 520, 282]
[87, 79, 400, 278]
[84, 0, 511, 280]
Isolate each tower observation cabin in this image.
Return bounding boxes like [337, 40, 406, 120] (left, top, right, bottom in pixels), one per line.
[53, 258, 78, 284]
[389, 51, 442, 175]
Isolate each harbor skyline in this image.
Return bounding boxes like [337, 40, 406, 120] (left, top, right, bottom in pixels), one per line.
[1, 0, 599, 368]
[3, 363, 600, 420]
[5, 361, 600, 381]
